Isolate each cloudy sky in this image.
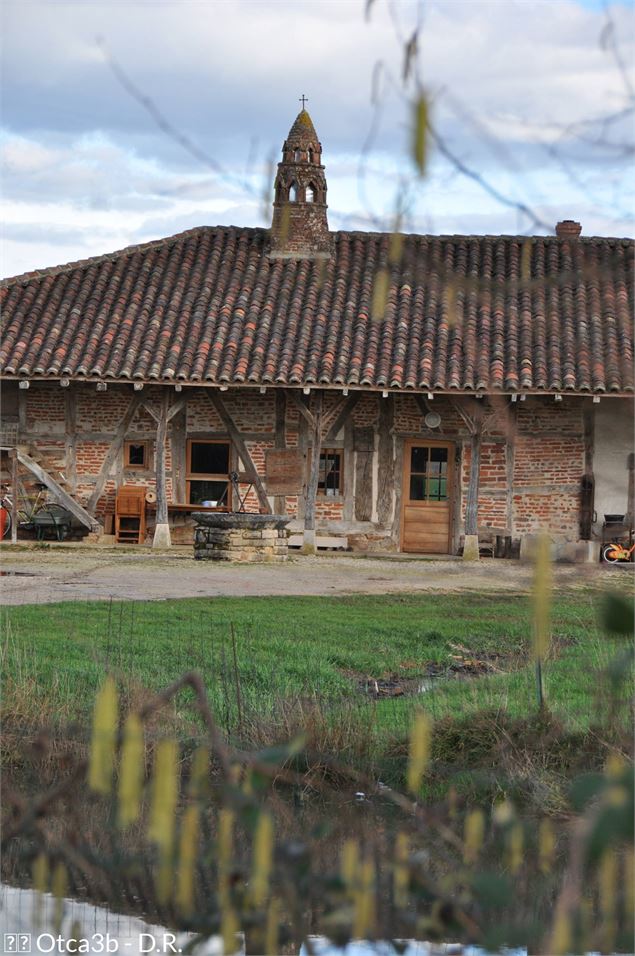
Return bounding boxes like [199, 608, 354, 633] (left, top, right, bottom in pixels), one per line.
[1, 0, 633, 278]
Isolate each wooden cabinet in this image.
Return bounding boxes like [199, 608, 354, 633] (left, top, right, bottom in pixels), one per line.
[115, 485, 146, 544]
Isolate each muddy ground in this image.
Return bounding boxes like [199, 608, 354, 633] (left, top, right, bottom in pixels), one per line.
[0, 544, 630, 604]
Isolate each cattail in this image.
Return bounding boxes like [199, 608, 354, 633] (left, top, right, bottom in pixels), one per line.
[599, 848, 618, 952]
[265, 897, 281, 956]
[507, 823, 524, 874]
[520, 239, 532, 284]
[148, 739, 179, 850]
[625, 848, 635, 923]
[88, 676, 118, 794]
[188, 745, 209, 799]
[218, 809, 235, 906]
[353, 858, 375, 940]
[393, 832, 409, 909]
[117, 714, 144, 828]
[341, 838, 359, 892]
[221, 905, 239, 956]
[532, 533, 552, 660]
[32, 853, 48, 928]
[52, 861, 68, 933]
[539, 818, 555, 874]
[463, 809, 485, 865]
[372, 268, 390, 322]
[250, 813, 274, 907]
[388, 230, 404, 267]
[412, 94, 428, 175]
[148, 738, 179, 903]
[406, 711, 432, 796]
[175, 805, 199, 916]
[549, 910, 572, 955]
[493, 800, 514, 826]
[444, 282, 458, 327]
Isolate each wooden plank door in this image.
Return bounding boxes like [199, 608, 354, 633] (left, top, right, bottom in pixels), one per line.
[401, 440, 454, 553]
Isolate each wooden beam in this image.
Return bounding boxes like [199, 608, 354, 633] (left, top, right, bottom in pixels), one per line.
[450, 398, 477, 435]
[155, 391, 169, 526]
[303, 391, 323, 547]
[343, 419, 355, 524]
[167, 396, 187, 422]
[170, 404, 187, 503]
[413, 394, 431, 420]
[285, 389, 315, 429]
[377, 395, 394, 529]
[141, 401, 160, 424]
[324, 393, 361, 442]
[64, 386, 77, 494]
[206, 390, 272, 513]
[10, 453, 18, 544]
[274, 390, 286, 516]
[464, 420, 483, 537]
[16, 449, 99, 531]
[505, 404, 517, 539]
[86, 392, 145, 514]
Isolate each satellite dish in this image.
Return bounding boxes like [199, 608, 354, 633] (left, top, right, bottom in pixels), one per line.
[424, 411, 441, 429]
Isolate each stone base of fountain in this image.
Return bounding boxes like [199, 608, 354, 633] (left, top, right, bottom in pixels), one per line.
[192, 512, 291, 562]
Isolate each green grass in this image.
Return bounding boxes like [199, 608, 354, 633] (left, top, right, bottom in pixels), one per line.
[2, 589, 631, 746]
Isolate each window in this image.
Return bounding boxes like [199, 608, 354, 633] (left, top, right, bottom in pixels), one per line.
[318, 449, 343, 496]
[124, 441, 148, 469]
[294, 149, 303, 162]
[186, 440, 231, 508]
[289, 181, 299, 202]
[409, 446, 448, 501]
[306, 183, 316, 203]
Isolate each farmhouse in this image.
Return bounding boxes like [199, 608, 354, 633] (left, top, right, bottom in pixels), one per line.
[1, 109, 633, 558]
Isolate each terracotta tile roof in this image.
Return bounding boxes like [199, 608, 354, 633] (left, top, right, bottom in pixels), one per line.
[1, 226, 633, 393]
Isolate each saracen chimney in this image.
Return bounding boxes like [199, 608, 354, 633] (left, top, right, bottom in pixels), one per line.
[556, 220, 582, 239]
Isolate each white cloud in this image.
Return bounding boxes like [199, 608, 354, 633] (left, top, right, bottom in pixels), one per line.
[1, 0, 633, 276]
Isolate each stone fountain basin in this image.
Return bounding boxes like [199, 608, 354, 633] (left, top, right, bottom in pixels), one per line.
[191, 512, 291, 531]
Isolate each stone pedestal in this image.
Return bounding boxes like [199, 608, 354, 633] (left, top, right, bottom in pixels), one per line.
[462, 534, 480, 561]
[193, 513, 290, 562]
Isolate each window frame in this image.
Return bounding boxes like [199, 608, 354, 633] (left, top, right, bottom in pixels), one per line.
[124, 440, 149, 471]
[408, 444, 449, 502]
[316, 447, 344, 498]
[186, 439, 232, 510]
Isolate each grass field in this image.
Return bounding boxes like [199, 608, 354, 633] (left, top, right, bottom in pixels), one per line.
[3, 588, 631, 735]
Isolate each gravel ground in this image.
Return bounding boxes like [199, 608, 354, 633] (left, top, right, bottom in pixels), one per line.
[0, 545, 630, 605]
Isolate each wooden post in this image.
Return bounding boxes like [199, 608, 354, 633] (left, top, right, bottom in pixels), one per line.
[10, 452, 18, 544]
[64, 386, 77, 494]
[377, 396, 394, 529]
[274, 390, 286, 516]
[463, 414, 483, 560]
[303, 391, 323, 551]
[152, 390, 171, 548]
[505, 404, 517, 553]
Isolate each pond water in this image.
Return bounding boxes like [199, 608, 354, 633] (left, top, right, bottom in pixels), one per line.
[2, 884, 616, 956]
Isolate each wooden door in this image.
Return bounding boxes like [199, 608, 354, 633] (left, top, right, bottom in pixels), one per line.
[401, 440, 454, 553]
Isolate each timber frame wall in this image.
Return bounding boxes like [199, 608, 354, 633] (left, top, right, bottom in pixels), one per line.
[2, 379, 632, 551]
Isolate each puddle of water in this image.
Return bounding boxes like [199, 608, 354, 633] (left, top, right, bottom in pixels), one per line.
[0, 884, 225, 955]
[0, 570, 40, 577]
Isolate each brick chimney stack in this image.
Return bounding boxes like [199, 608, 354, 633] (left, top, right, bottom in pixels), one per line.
[556, 220, 582, 239]
[270, 108, 331, 259]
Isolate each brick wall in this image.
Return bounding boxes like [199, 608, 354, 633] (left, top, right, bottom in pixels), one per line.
[20, 383, 590, 549]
